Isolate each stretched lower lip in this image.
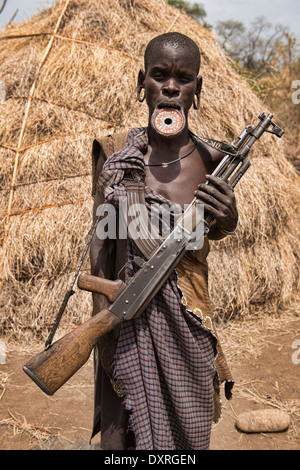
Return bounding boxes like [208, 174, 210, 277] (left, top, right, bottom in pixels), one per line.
[157, 102, 181, 110]
[151, 107, 185, 136]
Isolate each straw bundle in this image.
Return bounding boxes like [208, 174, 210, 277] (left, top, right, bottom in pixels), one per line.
[0, 0, 299, 338]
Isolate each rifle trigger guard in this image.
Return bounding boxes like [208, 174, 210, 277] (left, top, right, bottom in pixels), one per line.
[117, 256, 146, 280]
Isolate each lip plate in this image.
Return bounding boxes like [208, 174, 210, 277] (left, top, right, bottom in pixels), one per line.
[151, 107, 185, 136]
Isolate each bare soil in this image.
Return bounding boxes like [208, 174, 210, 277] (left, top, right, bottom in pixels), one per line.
[0, 312, 299, 451]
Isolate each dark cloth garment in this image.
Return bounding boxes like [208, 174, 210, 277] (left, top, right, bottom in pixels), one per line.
[93, 348, 135, 450]
[92, 127, 233, 450]
[112, 240, 216, 450]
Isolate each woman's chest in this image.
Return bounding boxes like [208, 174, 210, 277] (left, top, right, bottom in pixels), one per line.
[144, 150, 215, 207]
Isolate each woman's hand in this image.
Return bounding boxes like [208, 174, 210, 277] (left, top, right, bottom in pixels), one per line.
[194, 175, 238, 233]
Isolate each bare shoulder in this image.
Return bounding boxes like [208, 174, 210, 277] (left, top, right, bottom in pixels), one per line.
[195, 138, 226, 173]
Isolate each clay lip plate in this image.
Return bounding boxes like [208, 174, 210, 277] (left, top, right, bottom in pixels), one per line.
[151, 108, 185, 136]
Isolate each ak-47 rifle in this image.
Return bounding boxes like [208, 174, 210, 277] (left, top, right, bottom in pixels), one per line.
[23, 112, 284, 396]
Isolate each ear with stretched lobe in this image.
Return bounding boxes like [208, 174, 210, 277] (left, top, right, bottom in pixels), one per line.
[137, 69, 146, 102]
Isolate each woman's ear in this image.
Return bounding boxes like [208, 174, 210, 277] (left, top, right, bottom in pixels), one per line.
[193, 75, 202, 110]
[137, 69, 146, 102]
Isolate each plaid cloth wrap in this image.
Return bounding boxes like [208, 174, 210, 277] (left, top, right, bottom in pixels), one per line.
[97, 128, 231, 450]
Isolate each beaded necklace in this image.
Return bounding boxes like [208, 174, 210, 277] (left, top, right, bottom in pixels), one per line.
[144, 142, 197, 168]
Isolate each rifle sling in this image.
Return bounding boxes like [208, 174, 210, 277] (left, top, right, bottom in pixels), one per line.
[123, 178, 162, 260]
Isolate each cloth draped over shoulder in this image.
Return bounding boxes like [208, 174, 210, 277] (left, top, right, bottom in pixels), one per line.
[93, 127, 234, 450]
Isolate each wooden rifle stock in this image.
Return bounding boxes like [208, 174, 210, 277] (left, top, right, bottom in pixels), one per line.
[23, 275, 124, 395]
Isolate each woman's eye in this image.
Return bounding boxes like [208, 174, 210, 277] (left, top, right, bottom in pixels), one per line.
[180, 76, 192, 83]
[153, 73, 165, 80]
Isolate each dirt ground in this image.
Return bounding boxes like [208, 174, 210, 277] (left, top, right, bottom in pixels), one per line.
[0, 309, 299, 451]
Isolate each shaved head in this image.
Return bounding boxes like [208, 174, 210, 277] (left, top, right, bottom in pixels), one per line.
[144, 32, 201, 74]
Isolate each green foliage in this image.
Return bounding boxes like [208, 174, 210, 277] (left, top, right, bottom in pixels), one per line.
[165, 0, 211, 28]
[216, 16, 300, 166]
[215, 16, 299, 75]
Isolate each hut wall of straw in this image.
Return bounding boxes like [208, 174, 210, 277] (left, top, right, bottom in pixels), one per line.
[0, 0, 299, 338]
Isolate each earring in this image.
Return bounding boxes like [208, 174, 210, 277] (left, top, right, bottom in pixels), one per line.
[137, 87, 145, 103]
[193, 94, 200, 110]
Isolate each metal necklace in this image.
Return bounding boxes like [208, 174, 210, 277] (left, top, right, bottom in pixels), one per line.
[144, 142, 197, 168]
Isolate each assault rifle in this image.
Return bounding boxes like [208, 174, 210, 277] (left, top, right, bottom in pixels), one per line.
[23, 112, 284, 395]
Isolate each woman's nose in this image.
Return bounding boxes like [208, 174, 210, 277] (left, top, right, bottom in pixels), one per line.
[162, 78, 180, 96]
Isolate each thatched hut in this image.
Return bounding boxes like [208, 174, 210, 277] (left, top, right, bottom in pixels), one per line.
[0, 0, 299, 339]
